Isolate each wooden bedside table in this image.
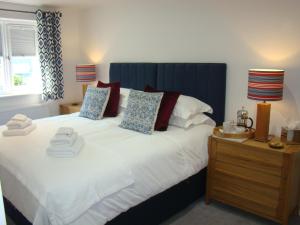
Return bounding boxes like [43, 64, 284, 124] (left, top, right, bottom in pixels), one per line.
[206, 136, 300, 225]
[59, 102, 82, 115]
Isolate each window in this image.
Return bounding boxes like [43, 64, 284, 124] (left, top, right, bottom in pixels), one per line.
[0, 19, 42, 96]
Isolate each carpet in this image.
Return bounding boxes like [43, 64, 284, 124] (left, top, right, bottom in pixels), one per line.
[162, 199, 300, 225]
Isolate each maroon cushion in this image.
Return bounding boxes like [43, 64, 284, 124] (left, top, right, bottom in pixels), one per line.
[97, 81, 120, 117]
[144, 85, 180, 131]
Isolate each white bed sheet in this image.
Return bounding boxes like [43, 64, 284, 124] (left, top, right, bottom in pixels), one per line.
[0, 113, 213, 225]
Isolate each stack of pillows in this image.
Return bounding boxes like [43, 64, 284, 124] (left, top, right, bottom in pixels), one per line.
[79, 81, 214, 134]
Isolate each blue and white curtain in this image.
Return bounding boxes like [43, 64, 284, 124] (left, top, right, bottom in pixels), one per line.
[36, 10, 64, 101]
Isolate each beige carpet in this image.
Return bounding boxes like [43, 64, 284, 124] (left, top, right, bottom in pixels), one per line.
[162, 199, 300, 225]
[6, 199, 300, 225]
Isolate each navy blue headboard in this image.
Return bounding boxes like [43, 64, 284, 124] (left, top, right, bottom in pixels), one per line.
[110, 63, 226, 125]
[109, 63, 157, 90]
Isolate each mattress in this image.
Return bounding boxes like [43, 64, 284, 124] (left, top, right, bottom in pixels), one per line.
[0, 113, 213, 225]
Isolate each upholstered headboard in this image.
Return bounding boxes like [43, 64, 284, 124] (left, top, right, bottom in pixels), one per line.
[110, 63, 227, 125]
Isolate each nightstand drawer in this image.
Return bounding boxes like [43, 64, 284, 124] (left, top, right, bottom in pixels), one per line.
[216, 141, 283, 167]
[212, 189, 278, 218]
[216, 152, 282, 177]
[214, 161, 282, 189]
[212, 172, 280, 208]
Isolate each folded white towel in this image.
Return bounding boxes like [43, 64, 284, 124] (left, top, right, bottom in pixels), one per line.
[11, 114, 28, 122]
[47, 137, 84, 158]
[50, 132, 78, 146]
[56, 127, 74, 136]
[2, 124, 36, 137]
[6, 118, 32, 130]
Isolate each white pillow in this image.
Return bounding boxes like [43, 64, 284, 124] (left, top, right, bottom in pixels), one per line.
[169, 113, 215, 129]
[119, 87, 130, 109]
[120, 88, 213, 120]
[172, 95, 213, 120]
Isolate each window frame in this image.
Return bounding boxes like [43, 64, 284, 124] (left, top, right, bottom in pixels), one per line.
[0, 18, 41, 97]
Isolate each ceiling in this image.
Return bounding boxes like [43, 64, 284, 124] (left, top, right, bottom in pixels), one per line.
[0, 0, 102, 7]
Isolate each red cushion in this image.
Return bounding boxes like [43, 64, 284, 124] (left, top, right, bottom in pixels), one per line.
[144, 85, 180, 131]
[97, 81, 120, 117]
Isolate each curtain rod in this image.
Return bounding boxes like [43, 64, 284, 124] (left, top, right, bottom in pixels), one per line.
[0, 8, 35, 14]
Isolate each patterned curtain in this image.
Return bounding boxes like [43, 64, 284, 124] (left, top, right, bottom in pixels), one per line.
[36, 10, 64, 101]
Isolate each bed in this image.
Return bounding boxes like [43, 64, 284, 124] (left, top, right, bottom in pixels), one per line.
[1, 63, 227, 225]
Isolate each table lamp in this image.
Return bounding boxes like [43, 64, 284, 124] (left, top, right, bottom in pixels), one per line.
[76, 64, 96, 98]
[248, 69, 284, 142]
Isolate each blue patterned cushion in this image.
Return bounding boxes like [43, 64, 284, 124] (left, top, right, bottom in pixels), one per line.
[120, 89, 163, 134]
[79, 86, 111, 120]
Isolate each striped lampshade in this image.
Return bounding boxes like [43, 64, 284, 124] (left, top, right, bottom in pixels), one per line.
[76, 64, 96, 82]
[248, 69, 284, 101]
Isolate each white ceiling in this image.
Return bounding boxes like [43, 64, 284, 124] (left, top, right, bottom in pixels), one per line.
[0, 0, 102, 7]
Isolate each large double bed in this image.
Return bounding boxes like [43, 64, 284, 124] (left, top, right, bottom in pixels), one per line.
[0, 63, 227, 225]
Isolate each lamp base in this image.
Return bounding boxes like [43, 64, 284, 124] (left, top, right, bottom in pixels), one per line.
[255, 102, 271, 142]
[82, 84, 88, 99]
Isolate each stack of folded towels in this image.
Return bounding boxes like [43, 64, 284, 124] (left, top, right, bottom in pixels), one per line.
[47, 127, 84, 158]
[3, 114, 36, 136]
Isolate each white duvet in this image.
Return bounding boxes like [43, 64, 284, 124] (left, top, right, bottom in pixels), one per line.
[0, 113, 213, 225]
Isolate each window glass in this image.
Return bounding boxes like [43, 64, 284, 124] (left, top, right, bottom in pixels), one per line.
[0, 21, 42, 96]
[0, 58, 4, 93]
[0, 24, 4, 93]
[11, 56, 41, 90]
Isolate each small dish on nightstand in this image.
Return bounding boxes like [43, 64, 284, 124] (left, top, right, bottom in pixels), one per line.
[269, 141, 284, 149]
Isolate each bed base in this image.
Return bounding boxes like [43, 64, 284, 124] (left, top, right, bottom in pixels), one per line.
[4, 168, 206, 225]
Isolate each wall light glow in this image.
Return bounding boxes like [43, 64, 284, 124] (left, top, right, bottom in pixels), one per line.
[252, 44, 299, 62]
[242, 33, 300, 64]
[87, 50, 105, 64]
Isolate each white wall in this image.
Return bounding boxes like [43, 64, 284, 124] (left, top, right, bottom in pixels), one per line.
[0, 2, 82, 125]
[78, 0, 300, 135]
[59, 7, 82, 104]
